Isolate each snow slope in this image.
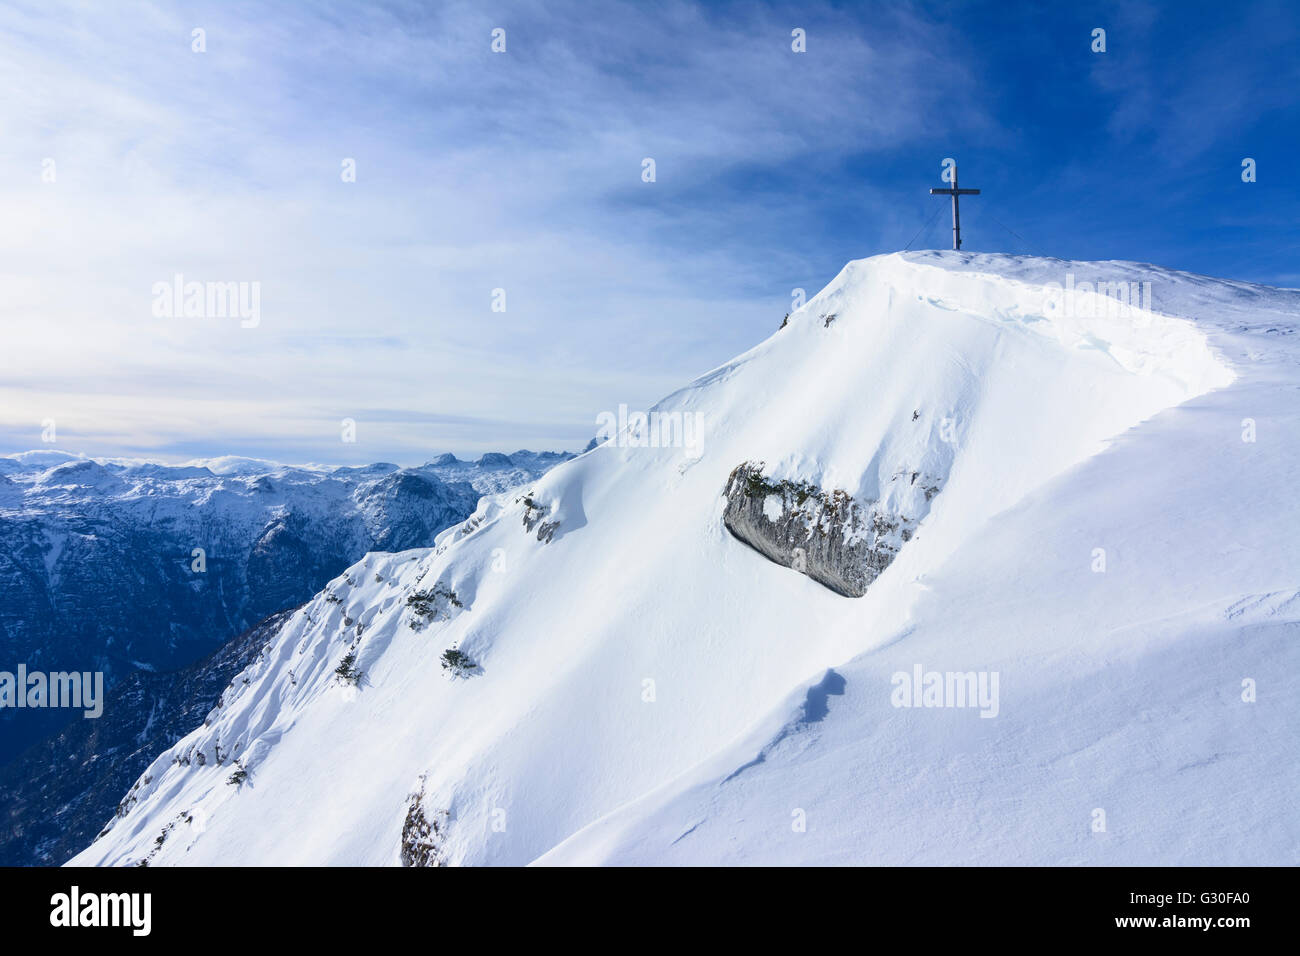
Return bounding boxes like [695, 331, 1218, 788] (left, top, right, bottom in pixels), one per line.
[71, 252, 1298, 866]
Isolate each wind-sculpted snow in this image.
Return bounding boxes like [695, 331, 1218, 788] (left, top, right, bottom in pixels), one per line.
[74, 252, 1300, 868]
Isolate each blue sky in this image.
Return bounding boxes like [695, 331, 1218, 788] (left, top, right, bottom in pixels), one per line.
[1, 0, 1296, 464]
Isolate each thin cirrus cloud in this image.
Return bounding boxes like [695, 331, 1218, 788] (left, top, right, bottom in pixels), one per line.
[0, 0, 982, 464]
[22, 2, 1297, 464]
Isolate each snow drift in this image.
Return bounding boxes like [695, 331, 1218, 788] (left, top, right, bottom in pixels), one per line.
[71, 252, 1299, 867]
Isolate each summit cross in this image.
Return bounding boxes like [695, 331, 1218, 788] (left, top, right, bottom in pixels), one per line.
[930, 166, 980, 250]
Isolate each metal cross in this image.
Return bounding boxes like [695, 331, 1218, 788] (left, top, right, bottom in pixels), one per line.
[930, 166, 980, 250]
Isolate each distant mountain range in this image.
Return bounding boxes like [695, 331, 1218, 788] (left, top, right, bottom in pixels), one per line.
[0, 448, 572, 863]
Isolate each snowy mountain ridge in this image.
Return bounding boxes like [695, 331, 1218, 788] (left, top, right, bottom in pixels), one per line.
[72, 252, 1299, 866]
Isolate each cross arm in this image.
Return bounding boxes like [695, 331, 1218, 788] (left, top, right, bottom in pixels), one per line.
[930, 188, 981, 195]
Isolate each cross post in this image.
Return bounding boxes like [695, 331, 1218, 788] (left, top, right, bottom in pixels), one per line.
[929, 167, 980, 250]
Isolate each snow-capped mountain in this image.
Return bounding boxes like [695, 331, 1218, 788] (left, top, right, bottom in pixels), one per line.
[0, 449, 572, 866]
[72, 252, 1300, 867]
[0, 449, 571, 767]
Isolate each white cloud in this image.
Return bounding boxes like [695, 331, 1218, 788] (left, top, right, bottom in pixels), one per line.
[0, 0, 985, 463]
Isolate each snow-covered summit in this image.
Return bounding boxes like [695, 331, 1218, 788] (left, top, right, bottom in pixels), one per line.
[73, 253, 1299, 867]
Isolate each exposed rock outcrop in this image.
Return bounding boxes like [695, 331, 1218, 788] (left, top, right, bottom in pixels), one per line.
[722, 462, 935, 597]
[400, 789, 446, 867]
[519, 493, 559, 543]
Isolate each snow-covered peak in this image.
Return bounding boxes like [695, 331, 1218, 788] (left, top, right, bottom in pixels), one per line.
[73, 254, 1298, 867]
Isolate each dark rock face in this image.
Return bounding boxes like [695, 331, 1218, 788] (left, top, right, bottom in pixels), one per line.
[400, 790, 446, 867]
[722, 462, 933, 597]
[359, 472, 481, 553]
[519, 493, 559, 543]
[0, 608, 294, 867]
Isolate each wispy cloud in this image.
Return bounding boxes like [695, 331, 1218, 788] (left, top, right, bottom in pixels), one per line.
[0, 0, 983, 463]
[1, 0, 1295, 464]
